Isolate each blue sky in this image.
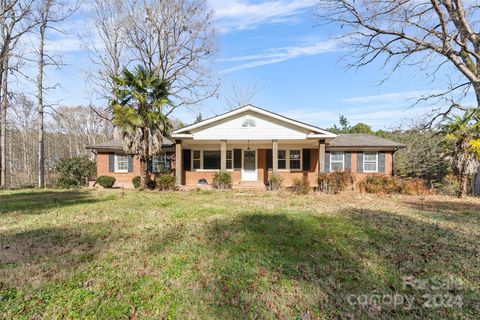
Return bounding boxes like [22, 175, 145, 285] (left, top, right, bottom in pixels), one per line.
[30, 0, 471, 130]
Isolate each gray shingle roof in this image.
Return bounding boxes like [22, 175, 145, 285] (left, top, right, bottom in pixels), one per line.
[328, 134, 405, 148]
[86, 138, 174, 151]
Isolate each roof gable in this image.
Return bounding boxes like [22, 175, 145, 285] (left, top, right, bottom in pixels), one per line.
[172, 105, 336, 140]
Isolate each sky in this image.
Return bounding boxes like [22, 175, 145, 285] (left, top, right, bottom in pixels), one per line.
[23, 0, 475, 130]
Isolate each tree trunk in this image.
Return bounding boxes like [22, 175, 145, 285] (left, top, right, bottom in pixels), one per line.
[139, 158, 149, 190]
[459, 174, 468, 198]
[0, 55, 8, 188]
[37, 22, 46, 188]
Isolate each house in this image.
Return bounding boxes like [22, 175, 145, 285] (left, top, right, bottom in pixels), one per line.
[87, 105, 405, 188]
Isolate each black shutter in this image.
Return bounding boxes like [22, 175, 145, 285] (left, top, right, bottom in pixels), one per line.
[378, 152, 386, 173]
[324, 152, 330, 173]
[128, 155, 133, 172]
[147, 157, 153, 173]
[345, 152, 352, 171]
[266, 149, 272, 170]
[302, 149, 310, 171]
[357, 152, 363, 173]
[234, 149, 242, 170]
[109, 153, 115, 172]
[183, 149, 191, 171]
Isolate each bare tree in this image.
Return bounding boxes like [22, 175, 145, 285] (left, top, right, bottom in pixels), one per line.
[0, 0, 36, 187]
[224, 81, 261, 110]
[319, 0, 480, 124]
[35, 0, 76, 188]
[125, 0, 218, 115]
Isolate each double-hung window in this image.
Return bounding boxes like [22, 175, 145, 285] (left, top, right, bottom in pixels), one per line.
[115, 155, 128, 172]
[278, 150, 286, 169]
[330, 152, 344, 171]
[193, 151, 201, 170]
[289, 150, 301, 170]
[153, 153, 170, 173]
[363, 152, 378, 172]
[226, 150, 233, 170]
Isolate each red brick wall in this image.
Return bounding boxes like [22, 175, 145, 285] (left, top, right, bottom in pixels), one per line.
[350, 151, 394, 180]
[96, 153, 141, 184]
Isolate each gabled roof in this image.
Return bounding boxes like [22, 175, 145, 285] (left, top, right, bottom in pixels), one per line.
[86, 138, 174, 151]
[172, 104, 337, 138]
[328, 134, 405, 148]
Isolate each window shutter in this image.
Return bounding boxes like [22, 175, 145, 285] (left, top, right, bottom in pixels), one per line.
[109, 153, 115, 172]
[324, 152, 330, 173]
[302, 149, 310, 171]
[128, 156, 133, 172]
[147, 157, 153, 173]
[234, 149, 242, 170]
[378, 152, 385, 173]
[345, 152, 352, 171]
[266, 149, 272, 170]
[357, 152, 363, 173]
[183, 149, 191, 171]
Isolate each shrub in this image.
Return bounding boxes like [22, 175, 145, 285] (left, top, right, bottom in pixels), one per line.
[318, 171, 353, 194]
[267, 173, 283, 191]
[291, 177, 310, 194]
[156, 174, 176, 191]
[212, 171, 232, 190]
[132, 176, 141, 189]
[96, 176, 116, 188]
[359, 175, 430, 195]
[55, 156, 96, 188]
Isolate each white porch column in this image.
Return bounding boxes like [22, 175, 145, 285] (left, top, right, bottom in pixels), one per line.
[220, 140, 227, 171]
[319, 139, 325, 173]
[175, 141, 182, 186]
[272, 140, 278, 174]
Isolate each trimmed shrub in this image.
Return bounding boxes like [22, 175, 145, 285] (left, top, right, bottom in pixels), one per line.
[212, 171, 232, 190]
[318, 171, 353, 194]
[156, 174, 176, 191]
[55, 156, 96, 188]
[291, 177, 310, 194]
[359, 175, 430, 195]
[267, 173, 283, 191]
[132, 176, 141, 189]
[96, 176, 116, 188]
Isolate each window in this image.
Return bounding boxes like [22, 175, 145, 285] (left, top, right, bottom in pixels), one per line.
[330, 152, 344, 171]
[226, 150, 233, 170]
[153, 153, 171, 173]
[203, 151, 221, 170]
[193, 150, 201, 170]
[364, 152, 378, 172]
[115, 154, 128, 172]
[289, 150, 301, 170]
[278, 150, 286, 169]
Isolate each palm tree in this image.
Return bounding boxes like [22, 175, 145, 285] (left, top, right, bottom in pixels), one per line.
[439, 109, 480, 198]
[111, 65, 172, 190]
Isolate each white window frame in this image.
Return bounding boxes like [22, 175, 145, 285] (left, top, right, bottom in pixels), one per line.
[288, 149, 302, 171]
[330, 152, 345, 171]
[278, 149, 287, 170]
[192, 150, 202, 170]
[192, 150, 233, 171]
[363, 152, 378, 173]
[152, 153, 170, 173]
[115, 154, 128, 173]
[226, 150, 233, 171]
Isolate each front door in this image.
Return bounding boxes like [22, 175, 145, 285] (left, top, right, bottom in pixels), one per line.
[242, 150, 257, 181]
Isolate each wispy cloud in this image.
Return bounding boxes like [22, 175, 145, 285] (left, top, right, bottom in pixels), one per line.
[342, 90, 441, 104]
[209, 0, 316, 33]
[220, 39, 341, 73]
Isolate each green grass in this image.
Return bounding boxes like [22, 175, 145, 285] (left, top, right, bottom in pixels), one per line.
[0, 189, 479, 319]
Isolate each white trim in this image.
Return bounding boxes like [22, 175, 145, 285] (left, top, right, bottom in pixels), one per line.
[288, 149, 302, 171]
[172, 105, 337, 137]
[330, 151, 345, 171]
[363, 151, 378, 173]
[114, 154, 128, 173]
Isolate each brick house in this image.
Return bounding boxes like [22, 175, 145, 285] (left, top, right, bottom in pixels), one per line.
[87, 105, 405, 188]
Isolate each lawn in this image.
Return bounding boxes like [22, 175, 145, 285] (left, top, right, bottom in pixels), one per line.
[0, 189, 479, 319]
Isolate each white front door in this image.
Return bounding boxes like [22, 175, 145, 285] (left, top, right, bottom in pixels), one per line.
[242, 150, 257, 181]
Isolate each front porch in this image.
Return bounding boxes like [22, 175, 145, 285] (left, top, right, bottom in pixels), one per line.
[174, 140, 326, 188]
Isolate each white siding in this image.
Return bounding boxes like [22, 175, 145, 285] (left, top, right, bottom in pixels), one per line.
[192, 111, 310, 140]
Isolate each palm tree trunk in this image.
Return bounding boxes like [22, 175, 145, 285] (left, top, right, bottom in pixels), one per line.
[459, 175, 468, 198]
[139, 158, 148, 190]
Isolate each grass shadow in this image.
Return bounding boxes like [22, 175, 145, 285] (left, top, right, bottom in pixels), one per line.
[0, 190, 105, 214]
[403, 199, 480, 224]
